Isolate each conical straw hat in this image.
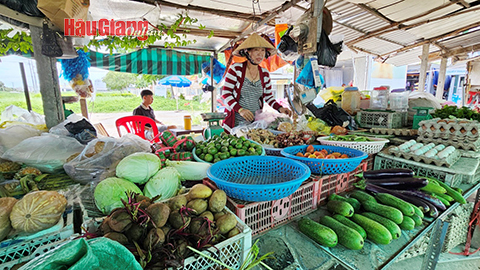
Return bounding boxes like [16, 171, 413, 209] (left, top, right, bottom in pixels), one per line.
[233, 33, 276, 56]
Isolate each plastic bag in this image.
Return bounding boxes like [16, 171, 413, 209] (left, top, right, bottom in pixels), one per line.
[316, 29, 343, 67]
[63, 134, 151, 184]
[19, 238, 143, 270]
[0, 125, 43, 156]
[1, 134, 84, 173]
[255, 110, 290, 127]
[0, 105, 45, 126]
[231, 120, 268, 137]
[307, 117, 331, 134]
[307, 100, 358, 130]
[50, 114, 86, 137]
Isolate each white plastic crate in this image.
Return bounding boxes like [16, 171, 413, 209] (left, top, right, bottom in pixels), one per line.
[0, 206, 75, 270]
[83, 207, 252, 270]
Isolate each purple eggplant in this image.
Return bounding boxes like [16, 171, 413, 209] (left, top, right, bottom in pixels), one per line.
[366, 178, 428, 190]
[397, 190, 446, 211]
[363, 169, 415, 180]
[420, 200, 439, 218]
[364, 183, 430, 213]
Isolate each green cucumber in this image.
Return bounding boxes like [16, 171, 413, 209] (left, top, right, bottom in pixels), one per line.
[349, 190, 376, 204]
[375, 193, 414, 217]
[430, 179, 466, 204]
[362, 200, 404, 224]
[329, 194, 361, 211]
[326, 200, 354, 217]
[411, 204, 424, 219]
[298, 217, 337, 247]
[418, 178, 447, 194]
[351, 214, 392, 245]
[399, 216, 415, 230]
[332, 214, 367, 240]
[435, 192, 454, 202]
[362, 212, 401, 239]
[455, 187, 463, 194]
[410, 214, 423, 227]
[319, 216, 364, 250]
[429, 193, 450, 207]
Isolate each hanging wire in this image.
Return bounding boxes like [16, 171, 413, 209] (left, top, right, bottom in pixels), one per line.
[251, 0, 262, 31]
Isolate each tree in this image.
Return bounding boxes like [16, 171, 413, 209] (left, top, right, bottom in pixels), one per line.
[134, 74, 165, 89]
[102, 71, 137, 92]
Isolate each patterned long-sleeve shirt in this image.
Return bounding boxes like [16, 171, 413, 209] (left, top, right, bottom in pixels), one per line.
[221, 61, 282, 132]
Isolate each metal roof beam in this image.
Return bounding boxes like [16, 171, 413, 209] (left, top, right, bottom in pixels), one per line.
[381, 21, 480, 58]
[346, 0, 471, 47]
[176, 27, 242, 39]
[216, 0, 302, 53]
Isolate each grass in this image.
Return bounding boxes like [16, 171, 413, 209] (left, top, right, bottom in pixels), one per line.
[0, 91, 210, 116]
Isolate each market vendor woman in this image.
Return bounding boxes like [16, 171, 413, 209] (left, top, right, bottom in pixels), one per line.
[221, 33, 292, 133]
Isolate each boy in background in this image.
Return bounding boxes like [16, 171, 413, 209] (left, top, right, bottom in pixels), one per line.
[133, 89, 176, 138]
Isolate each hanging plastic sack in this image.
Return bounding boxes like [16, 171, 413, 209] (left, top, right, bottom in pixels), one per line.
[63, 134, 151, 184]
[316, 29, 343, 67]
[295, 59, 325, 89]
[277, 26, 299, 62]
[0, 105, 45, 127]
[18, 238, 143, 270]
[2, 134, 84, 173]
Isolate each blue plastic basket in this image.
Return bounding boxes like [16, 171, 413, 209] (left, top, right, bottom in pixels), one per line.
[207, 156, 311, 202]
[281, 145, 368, 175]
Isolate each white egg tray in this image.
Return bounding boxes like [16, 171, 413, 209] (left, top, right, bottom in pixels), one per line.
[369, 128, 418, 136]
[387, 145, 461, 168]
[418, 118, 480, 139]
[417, 136, 480, 151]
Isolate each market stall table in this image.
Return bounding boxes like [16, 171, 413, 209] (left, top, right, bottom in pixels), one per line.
[169, 126, 204, 136]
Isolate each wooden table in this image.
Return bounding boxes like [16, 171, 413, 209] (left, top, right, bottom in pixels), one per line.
[169, 127, 204, 136]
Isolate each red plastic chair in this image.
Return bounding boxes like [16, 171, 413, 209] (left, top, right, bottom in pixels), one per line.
[115, 115, 160, 142]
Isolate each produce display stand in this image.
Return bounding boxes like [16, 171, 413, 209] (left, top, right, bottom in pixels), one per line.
[250, 181, 480, 270]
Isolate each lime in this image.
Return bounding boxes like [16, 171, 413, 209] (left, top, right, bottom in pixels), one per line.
[240, 136, 246, 141]
[238, 149, 246, 156]
[213, 158, 221, 163]
[214, 153, 220, 160]
[199, 153, 205, 160]
[195, 148, 202, 156]
[235, 143, 243, 149]
[219, 153, 227, 160]
[208, 147, 218, 155]
[221, 146, 229, 153]
[256, 149, 263, 155]
[225, 152, 231, 158]
[204, 153, 213, 162]
[244, 141, 251, 148]
[221, 140, 230, 146]
[202, 147, 209, 154]
[230, 149, 237, 156]
[215, 144, 222, 150]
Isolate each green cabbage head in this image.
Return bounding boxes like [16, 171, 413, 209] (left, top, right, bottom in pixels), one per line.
[94, 177, 143, 214]
[144, 167, 181, 201]
[116, 152, 161, 184]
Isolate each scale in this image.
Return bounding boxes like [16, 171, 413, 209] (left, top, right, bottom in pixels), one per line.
[201, 112, 226, 140]
[412, 107, 434, 129]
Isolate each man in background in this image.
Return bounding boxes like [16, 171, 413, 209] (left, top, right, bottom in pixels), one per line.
[133, 89, 176, 138]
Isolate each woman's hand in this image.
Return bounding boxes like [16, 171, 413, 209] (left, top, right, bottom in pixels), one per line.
[279, 107, 293, 117]
[239, 108, 255, 122]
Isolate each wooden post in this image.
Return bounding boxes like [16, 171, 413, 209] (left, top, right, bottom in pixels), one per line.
[436, 57, 448, 99]
[30, 25, 64, 128]
[210, 52, 216, 112]
[19, 62, 32, 111]
[418, 44, 430, 92]
[79, 98, 88, 119]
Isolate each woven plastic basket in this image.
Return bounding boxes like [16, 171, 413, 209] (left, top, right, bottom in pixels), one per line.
[281, 145, 368, 175]
[192, 139, 266, 163]
[317, 136, 389, 154]
[207, 156, 311, 201]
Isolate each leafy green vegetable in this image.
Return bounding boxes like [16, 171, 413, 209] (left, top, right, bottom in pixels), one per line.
[116, 152, 161, 184]
[433, 106, 480, 121]
[143, 167, 181, 201]
[165, 159, 211, 181]
[326, 135, 372, 142]
[94, 177, 143, 215]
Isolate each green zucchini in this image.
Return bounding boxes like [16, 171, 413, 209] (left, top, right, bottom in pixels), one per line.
[411, 204, 424, 219]
[410, 214, 423, 227]
[399, 216, 415, 230]
[298, 217, 338, 247]
[362, 200, 404, 224]
[332, 214, 367, 240]
[435, 192, 454, 202]
[429, 193, 450, 207]
[375, 193, 414, 217]
[362, 212, 401, 239]
[430, 179, 466, 204]
[329, 194, 361, 211]
[349, 190, 376, 204]
[319, 216, 364, 250]
[351, 214, 392, 245]
[326, 200, 354, 217]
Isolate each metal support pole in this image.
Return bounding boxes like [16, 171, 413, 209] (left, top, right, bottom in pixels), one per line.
[418, 44, 430, 92]
[19, 62, 32, 111]
[436, 57, 448, 99]
[30, 25, 64, 128]
[210, 52, 217, 112]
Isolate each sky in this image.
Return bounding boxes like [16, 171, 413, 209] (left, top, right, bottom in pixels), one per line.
[0, 55, 108, 91]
